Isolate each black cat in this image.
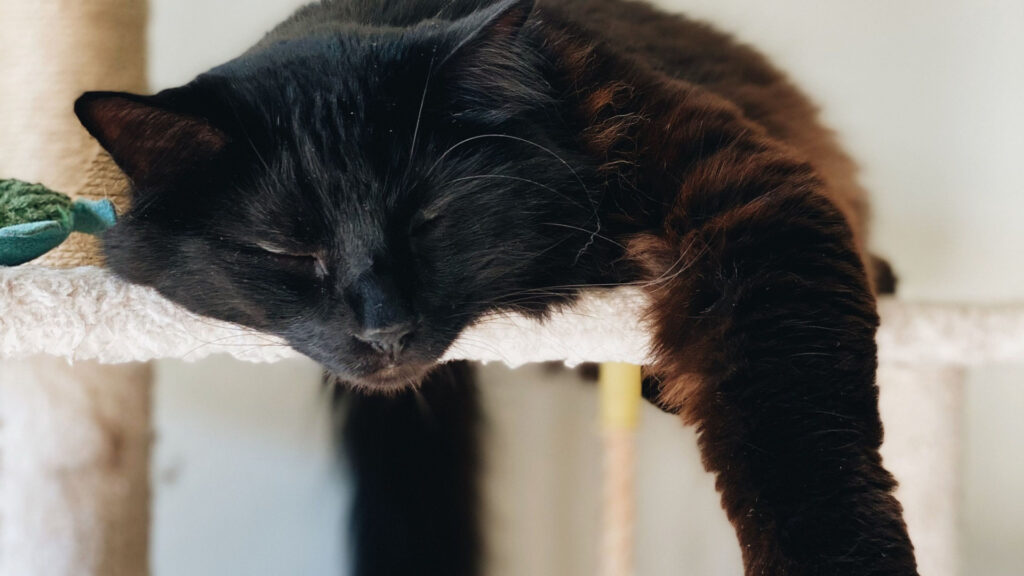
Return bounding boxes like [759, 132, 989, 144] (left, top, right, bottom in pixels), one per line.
[76, 1, 917, 574]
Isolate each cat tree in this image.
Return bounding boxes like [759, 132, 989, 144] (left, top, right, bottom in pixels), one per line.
[0, 2, 149, 576]
[2, 1, 1022, 575]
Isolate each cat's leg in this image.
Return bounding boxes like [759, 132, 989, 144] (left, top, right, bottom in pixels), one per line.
[336, 361, 481, 576]
[631, 174, 918, 575]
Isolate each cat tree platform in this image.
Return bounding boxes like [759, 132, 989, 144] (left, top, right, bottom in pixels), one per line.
[3, 263, 1024, 576]
[4, 264, 1023, 368]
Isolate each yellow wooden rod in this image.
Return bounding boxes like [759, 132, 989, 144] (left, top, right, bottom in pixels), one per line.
[599, 362, 643, 431]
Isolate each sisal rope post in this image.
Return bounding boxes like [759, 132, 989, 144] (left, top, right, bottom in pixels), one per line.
[0, 1, 151, 575]
[599, 363, 643, 576]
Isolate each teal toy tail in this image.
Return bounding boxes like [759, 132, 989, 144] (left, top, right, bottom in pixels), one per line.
[0, 179, 116, 266]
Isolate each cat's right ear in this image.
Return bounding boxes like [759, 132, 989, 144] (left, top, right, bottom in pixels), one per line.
[75, 91, 229, 189]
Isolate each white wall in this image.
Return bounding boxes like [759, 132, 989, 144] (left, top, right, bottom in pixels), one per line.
[152, 358, 344, 576]
[661, 0, 1024, 303]
[147, 1, 1024, 575]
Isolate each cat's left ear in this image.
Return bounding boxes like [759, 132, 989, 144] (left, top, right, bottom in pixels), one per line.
[442, 0, 543, 123]
[446, 0, 534, 57]
[75, 91, 229, 190]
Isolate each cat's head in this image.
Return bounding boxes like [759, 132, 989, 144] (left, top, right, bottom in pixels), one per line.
[75, 0, 609, 391]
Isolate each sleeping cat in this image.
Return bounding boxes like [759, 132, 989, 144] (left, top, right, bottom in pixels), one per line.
[75, 0, 918, 574]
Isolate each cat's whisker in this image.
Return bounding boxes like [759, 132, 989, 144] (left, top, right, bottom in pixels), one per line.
[445, 335, 512, 359]
[444, 300, 606, 324]
[431, 0, 458, 20]
[482, 234, 706, 303]
[177, 333, 292, 362]
[541, 222, 624, 248]
[426, 132, 603, 260]
[427, 133, 585, 193]
[411, 388, 437, 427]
[407, 49, 437, 170]
[444, 174, 589, 210]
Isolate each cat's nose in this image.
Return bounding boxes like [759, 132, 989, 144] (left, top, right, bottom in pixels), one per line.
[345, 267, 416, 359]
[354, 323, 414, 359]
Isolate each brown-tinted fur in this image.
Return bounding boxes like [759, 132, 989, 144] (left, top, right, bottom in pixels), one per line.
[551, 0, 870, 243]
[533, 1, 918, 573]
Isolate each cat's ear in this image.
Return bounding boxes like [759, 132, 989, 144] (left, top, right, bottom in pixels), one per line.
[446, 0, 534, 56]
[442, 0, 545, 123]
[75, 91, 229, 189]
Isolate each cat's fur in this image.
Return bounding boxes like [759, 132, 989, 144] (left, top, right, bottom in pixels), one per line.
[75, 0, 918, 574]
[336, 361, 481, 576]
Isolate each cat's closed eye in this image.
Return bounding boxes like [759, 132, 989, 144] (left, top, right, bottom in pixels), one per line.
[255, 242, 328, 278]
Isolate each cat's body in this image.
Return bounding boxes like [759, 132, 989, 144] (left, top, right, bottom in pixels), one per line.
[268, 0, 873, 250]
[76, 1, 917, 574]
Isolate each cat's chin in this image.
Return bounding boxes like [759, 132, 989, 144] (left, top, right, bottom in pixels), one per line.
[333, 363, 435, 395]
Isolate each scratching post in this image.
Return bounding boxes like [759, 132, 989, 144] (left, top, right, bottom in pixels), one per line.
[0, 1, 151, 575]
[0, 361, 152, 576]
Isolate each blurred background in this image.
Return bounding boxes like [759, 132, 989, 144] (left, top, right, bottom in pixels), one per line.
[146, 1, 1024, 575]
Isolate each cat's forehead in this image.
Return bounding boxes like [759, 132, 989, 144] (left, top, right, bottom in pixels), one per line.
[218, 30, 438, 93]
[203, 40, 441, 151]
[201, 31, 474, 242]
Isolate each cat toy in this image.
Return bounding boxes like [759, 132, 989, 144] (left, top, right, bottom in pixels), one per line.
[0, 179, 117, 266]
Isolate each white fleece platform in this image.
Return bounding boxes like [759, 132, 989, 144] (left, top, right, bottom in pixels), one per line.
[2, 265, 1023, 367]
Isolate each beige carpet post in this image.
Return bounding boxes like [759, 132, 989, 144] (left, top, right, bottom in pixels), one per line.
[878, 365, 964, 576]
[0, 361, 152, 576]
[0, 1, 152, 575]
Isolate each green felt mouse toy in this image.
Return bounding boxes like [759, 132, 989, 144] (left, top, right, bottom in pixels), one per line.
[0, 179, 117, 266]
